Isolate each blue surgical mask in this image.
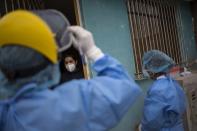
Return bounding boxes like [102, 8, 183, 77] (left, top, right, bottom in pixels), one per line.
[142, 69, 150, 78]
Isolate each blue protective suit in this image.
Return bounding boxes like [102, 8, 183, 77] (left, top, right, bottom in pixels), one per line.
[0, 55, 141, 131]
[141, 76, 187, 131]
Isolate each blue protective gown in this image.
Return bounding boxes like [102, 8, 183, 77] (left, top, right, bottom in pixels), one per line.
[141, 76, 187, 131]
[0, 55, 141, 131]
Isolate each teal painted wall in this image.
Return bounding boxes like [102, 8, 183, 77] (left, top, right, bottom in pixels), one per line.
[79, 0, 149, 131]
[79, 0, 196, 131]
[80, 0, 135, 76]
[180, 1, 197, 61]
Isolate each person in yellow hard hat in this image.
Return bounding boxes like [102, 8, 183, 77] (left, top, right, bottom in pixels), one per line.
[0, 10, 141, 131]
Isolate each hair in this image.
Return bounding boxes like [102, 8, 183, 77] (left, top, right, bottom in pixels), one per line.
[59, 46, 83, 73]
[150, 72, 166, 80]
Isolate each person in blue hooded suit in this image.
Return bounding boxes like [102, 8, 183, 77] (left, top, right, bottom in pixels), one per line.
[0, 10, 141, 131]
[141, 50, 187, 131]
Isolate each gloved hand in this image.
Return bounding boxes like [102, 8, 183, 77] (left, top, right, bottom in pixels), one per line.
[68, 26, 104, 61]
[137, 124, 142, 131]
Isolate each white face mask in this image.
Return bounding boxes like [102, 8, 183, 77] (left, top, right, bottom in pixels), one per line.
[65, 63, 76, 72]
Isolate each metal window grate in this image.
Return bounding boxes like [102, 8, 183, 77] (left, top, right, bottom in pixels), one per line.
[127, 0, 187, 79]
[0, 0, 45, 17]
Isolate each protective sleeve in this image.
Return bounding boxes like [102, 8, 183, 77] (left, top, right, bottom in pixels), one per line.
[141, 86, 180, 131]
[141, 91, 166, 131]
[56, 55, 142, 130]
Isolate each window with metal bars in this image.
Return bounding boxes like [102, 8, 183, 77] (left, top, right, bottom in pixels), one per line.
[127, 0, 186, 79]
[0, 0, 44, 17]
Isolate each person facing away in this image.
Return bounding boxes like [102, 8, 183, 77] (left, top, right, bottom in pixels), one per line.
[0, 10, 142, 131]
[59, 49, 84, 83]
[141, 50, 187, 131]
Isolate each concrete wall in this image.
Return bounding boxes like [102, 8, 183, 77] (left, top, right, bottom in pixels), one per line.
[191, 0, 197, 49]
[180, 1, 197, 62]
[80, 0, 135, 76]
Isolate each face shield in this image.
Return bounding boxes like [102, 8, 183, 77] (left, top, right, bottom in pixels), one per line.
[33, 9, 74, 53]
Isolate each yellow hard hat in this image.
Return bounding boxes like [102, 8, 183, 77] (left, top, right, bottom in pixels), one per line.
[0, 10, 58, 63]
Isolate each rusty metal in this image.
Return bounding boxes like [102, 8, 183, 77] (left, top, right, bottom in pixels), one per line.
[127, 0, 184, 79]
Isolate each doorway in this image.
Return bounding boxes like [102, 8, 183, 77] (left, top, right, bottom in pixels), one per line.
[44, 0, 86, 82]
[45, 0, 78, 25]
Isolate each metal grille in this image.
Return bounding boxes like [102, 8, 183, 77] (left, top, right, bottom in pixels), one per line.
[0, 0, 45, 17]
[127, 0, 187, 79]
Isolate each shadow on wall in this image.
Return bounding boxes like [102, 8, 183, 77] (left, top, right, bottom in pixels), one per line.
[110, 79, 153, 131]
